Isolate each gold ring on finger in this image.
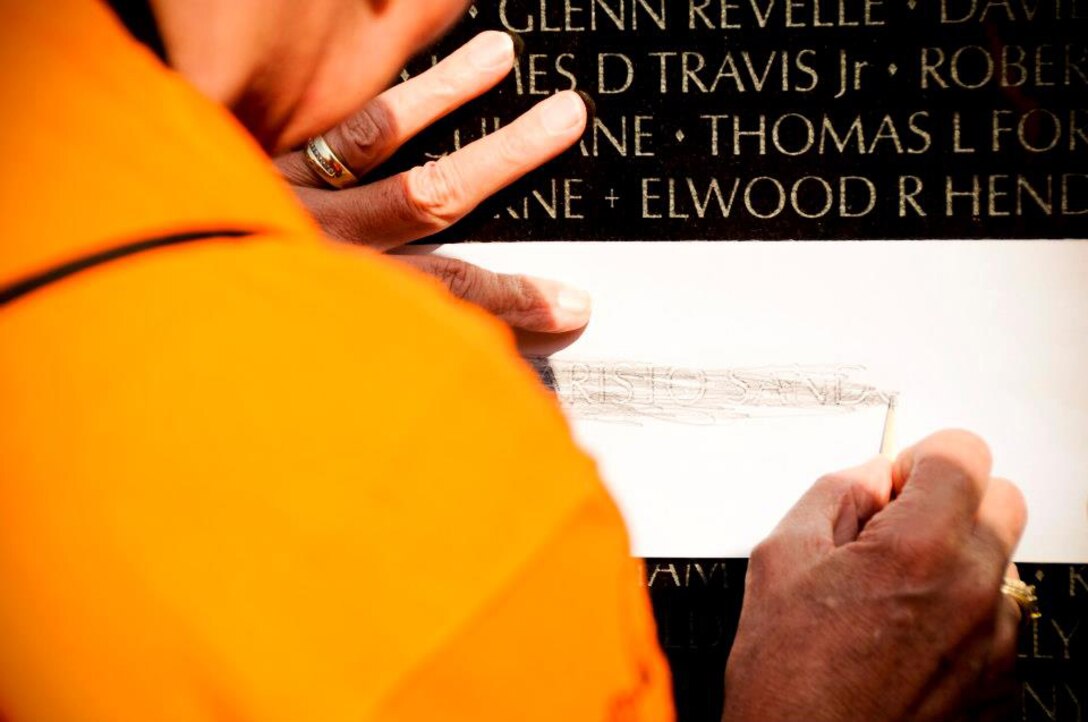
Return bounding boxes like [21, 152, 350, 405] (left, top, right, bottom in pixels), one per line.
[303, 134, 359, 189]
[1000, 577, 1041, 621]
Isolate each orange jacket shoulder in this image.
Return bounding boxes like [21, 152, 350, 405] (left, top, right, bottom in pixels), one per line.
[0, 2, 673, 720]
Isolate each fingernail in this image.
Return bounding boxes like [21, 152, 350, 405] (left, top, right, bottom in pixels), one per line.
[542, 91, 587, 134]
[575, 90, 597, 126]
[557, 286, 591, 315]
[468, 31, 514, 71]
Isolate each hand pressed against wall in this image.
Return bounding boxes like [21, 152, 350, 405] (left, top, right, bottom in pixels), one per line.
[277, 31, 591, 334]
[724, 430, 1027, 722]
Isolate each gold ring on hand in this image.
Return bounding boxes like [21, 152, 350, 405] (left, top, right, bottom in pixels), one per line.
[1000, 577, 1041, 621]
[303, 134, 358, 189]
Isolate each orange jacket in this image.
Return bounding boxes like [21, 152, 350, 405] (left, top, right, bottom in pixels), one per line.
[0, 1, 673, 720]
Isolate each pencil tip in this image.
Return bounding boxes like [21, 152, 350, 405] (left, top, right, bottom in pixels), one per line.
[879, 395, 898, 459]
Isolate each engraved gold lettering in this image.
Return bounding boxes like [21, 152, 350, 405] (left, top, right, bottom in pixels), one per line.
[682, 52, 710, 92]
[921, 47, 948, 89]
[592, 0, 627, 30]
[734, 114, 768, 155]
[772, 113, 816, 155]
[701, 114, 728, 156]
[635, 0, 668, 29]
[1022, 681, 1059, 721]
[1072, 565, 1088, 596]
[556, 53, 578, 89]
[745, 176, 787, 218]
[642, 177, 664, 218]
[688, 177, 742, 217]
[635, 115, 655, 156]
[598, 52, 635, 94]
[584, 116, 629, 157]
[791, 175, 835, 218]
[649, 51, 676, 92]
[840, 176, 877, 217]
[1062, 174, 1088, 214]
[820, 115, 865, 153]
[648, 562, 682, 587]
[1017, 174, 1054, 215]
[899, 175, 926, 217]
[946, 175, 982, 217]
[953, 111, 976, 153]
[1050, 619, 1079, 660]
[499, 0, 534, 31]
[1032, 616, 1055, 659]
[988, 175, 1011, 216]
[992, 109, 1015, 151]
[667, 179, 690, 218]
[1018, 108, 1062, 152]
[565, 178, 585, 219]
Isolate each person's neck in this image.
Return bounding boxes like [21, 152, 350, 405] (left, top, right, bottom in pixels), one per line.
[148, 0, 311, 151]
[150, 0, 261, 108]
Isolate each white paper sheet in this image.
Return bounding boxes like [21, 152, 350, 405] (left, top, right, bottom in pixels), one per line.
[433, 240, 1088, 562]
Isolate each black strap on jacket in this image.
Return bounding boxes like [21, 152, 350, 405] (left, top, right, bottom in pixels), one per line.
[0, 229, 253, 308]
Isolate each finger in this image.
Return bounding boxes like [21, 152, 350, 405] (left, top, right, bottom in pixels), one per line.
[278, 31, 518, 187]
[317, 90, 588, 248]
[974, 478, 1028, 566]
[908, 594, 1019, 722]
[913, 629, 1020, 722]
[880, 429, 994, 543]
[399, 254, 591, 333]
[763, 456, 893, 563]
[974, 565, 1023, 722]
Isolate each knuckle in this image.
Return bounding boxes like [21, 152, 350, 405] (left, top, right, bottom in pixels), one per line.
[494, 128, 533, 167]
[433, 260, 479, 301]
[496, 275, 549, 319]
[750, 535, 782, 564]
[917, 454, 979, 501]
[811, 473, 866, 523]
[340, 106, 393, 167]
[428, 68, 462, 101]
[918, 429, 993, 480]
[748, 535, 789, 585]
[812, 474, 855, 502]
[946, 428, 993, 467]
[405, 161, 469, 230]
[994, 477, 1028, 532]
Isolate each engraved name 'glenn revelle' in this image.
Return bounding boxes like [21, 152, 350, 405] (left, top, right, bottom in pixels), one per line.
[528, 358, 895, 424]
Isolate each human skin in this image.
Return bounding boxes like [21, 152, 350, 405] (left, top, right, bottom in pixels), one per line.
[723, 430, 1025, 722]
[154, 0, 594, 333]
[150, 2, 1029, 718]
[151, 0, 472, 152]
[276, 32, 596, 333]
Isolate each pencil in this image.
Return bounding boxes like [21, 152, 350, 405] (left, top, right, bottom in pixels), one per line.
[879, 396, 898, 460]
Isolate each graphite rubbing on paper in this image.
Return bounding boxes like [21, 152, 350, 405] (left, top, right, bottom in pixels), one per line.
[528, 358, 895, 425]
